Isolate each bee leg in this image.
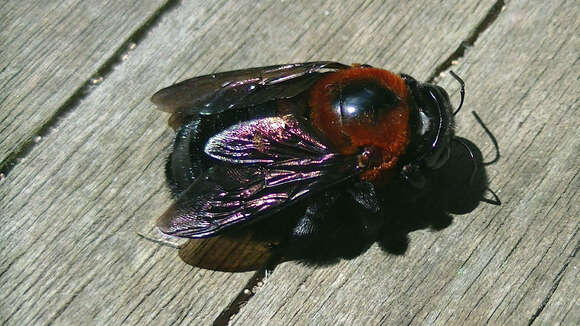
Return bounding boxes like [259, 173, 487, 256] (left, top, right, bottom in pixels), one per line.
[346, 181, 384, 238]
[286, 190, 378, 263]
[286, 195, 344, 263]
[347, 181, 379, 212]
[290, 191, 339, 241]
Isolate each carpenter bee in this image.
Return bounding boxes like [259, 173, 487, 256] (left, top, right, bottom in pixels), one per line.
[151, 62, 492, 269]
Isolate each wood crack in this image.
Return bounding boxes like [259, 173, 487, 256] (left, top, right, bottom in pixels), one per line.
[427, 0, 506, 82]
[528, 240, 578, 325]
[212, 254, 282, 326]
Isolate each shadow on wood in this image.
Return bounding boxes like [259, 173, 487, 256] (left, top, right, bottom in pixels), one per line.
[176, 134, 499, 272]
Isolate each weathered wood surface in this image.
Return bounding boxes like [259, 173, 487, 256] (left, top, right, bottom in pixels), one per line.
[232, 0, 580, 325]
[0, 0, 167, 165]
[0, 1, 577, 326]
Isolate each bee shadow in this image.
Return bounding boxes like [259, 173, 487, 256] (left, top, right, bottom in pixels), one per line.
[377, 137, 493, 255]
[177, 138, 496, 271]
[282, 137, 492, 265]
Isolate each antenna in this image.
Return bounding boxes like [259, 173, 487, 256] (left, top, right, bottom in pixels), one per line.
[449, 71, 465, 115]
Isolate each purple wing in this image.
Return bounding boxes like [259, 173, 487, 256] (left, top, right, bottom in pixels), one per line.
[157, 116, 360, 238]
[151, 61, 350, 115]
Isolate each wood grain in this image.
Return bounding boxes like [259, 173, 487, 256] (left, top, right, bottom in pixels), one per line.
[0, 0, 167, 165]
[232, 0, 580, 325]
[0, 0, 577, 325]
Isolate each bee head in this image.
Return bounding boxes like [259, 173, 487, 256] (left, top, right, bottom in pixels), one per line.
[399, 72, 464, 188]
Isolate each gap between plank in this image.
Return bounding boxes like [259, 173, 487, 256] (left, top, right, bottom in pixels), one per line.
[212, 254, 282, 326]
[528, 241, 578, 325]
[0, 0, 181, 177]
[428, 0, 506, 82]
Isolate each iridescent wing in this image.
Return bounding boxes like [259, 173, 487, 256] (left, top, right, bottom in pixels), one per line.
[157, 115, 361, 238]
[151, 61, 350, 115]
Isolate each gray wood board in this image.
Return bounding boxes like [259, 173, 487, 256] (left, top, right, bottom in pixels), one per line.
[1, 0, 577, 325]
[231, 0, 580, 325]
[0, 0, 167, 165]
[1, 0, 497, 324]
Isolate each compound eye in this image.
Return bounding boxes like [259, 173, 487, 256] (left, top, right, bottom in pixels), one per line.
[332, 80, 400, 124]
[417, 110, 431, 136]
[429, 86, 454, 117]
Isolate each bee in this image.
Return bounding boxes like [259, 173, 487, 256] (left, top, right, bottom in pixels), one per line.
[151, 62, 483, 268]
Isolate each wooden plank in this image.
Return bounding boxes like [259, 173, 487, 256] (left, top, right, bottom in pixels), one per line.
[533, 254, 579, 325]
[0, 0, 545, 325]
[231, 0, 580, 325]
[0, 0, 167, 165]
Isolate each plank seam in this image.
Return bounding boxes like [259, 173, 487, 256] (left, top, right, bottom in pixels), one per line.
[0, 0, 181, 178]
[427, 0, 506, 82]
[211, 255, 281, 326]
[527, 240, 578, 325]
